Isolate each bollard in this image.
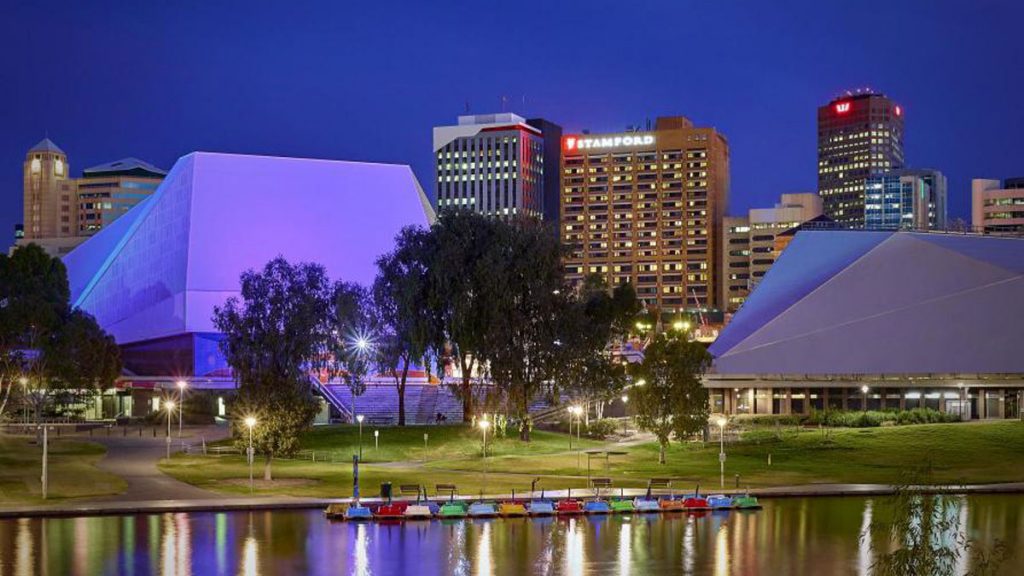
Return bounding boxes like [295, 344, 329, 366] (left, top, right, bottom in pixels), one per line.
[768, 453, 772, 466]
[139, 427, 143, 437]
[153, 427, 157, 438]
[735, 474, 740, 489]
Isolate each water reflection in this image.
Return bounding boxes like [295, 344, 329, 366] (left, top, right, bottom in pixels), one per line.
[0, 495, 1021, 575]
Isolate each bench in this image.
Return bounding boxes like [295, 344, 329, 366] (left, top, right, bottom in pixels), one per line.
[399, 484, 422, 498]
[590, 477, 612, 495]
[436, 483, 458, 498]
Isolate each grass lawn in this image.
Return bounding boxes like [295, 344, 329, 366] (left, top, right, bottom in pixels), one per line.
[0, 435, 126, 506]
[159, 420, 1024, 498]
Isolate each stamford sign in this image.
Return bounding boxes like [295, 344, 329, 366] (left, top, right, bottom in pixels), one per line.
[564, 134, 655, 151]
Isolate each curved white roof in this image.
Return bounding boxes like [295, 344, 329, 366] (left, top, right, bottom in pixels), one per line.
[709, 231, 1024, 376]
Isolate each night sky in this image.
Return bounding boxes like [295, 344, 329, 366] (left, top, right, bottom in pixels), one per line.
[2, 0, 1022, 241]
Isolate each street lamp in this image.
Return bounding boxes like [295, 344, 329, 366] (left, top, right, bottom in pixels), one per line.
[244, 416, 257, 493]
[621, 395, 629, 434]
[957, 382, 966, 421]
[164, 400, 176, 459]
[18, 376, 28, 426]
[175, 380, 187, 438]
[569, 405, 583, 467]
[860, 385, 870, 412]
[478, 419, 490, 458]
[715, 417, 727, 488]
[356, 414, 365, 461]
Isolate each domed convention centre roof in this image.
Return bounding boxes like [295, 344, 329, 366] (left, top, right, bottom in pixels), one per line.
[708, 230, 1024, 376]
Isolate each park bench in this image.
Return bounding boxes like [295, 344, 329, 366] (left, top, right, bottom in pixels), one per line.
[436, 484, 458, 499]
[590, 477, 612, 496]
[399, 484, 423, 498]
[647, 477, 672, 497]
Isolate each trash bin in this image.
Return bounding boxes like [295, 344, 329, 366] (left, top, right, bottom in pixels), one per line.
[380, 482, 392, 500]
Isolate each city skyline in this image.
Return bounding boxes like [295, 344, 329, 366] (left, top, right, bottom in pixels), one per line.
[2, 1, 1022, 243]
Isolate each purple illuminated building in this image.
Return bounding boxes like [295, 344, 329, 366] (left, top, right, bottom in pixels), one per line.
[62, 152, 434, 414]
[705, 230, 1024, 419]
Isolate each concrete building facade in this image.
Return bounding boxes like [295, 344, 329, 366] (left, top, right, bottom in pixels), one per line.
[433, 113, 560, 221]
[16, 138, 165, 256]
[972, 177, 1024, 233]
[560, 116, 730, 312]
[720, 193, 823, 311]
[817, 91, 905, 228]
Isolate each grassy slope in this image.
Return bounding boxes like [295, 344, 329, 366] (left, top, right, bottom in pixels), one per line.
[160, 421, 1024, 498]
[0, 435, 126, 506]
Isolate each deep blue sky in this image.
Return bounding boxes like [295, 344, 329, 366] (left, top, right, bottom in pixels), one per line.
[2, 0, 1022, 241]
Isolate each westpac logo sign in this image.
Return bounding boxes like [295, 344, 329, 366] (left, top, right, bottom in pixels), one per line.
[564, 134, 655, 151]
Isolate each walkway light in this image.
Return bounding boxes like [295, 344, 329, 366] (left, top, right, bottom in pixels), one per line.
[244, 417, 257, 493]
[164, 401, 176, 459]
[715, 417, 728, 488]
[479, 419, 490, 458]
[356, 414, 365, 460]
[175, 380, 188, 438]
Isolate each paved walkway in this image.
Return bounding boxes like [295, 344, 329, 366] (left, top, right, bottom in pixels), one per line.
[88, 432, 229, 503]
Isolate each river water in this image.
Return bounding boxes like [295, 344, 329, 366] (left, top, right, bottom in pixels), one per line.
[1, 495, 1021, 575]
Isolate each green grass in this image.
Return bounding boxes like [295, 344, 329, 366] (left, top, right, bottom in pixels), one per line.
[0, 435, 126, 506]
[159, 421, 1024, 498]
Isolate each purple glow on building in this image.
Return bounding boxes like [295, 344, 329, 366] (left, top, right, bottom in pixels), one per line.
[64, 152, 434, 349]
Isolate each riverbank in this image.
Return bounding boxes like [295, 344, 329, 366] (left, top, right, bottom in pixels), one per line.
[4, 480, 1024, 519]
[0, 435, 125, 505]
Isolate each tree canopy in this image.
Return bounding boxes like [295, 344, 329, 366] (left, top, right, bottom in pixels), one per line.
[214, 256, 330, 479]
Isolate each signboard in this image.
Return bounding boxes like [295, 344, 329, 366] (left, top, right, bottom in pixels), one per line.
[564, 134, 655, 151]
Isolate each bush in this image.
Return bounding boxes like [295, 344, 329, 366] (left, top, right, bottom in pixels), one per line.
[733, 414, 802, 427]
[584, 419, 620, 439]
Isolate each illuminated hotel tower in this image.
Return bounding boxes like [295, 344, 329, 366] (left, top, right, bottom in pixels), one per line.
[817, 91, 905, 227]
[561, 116, 730, 312]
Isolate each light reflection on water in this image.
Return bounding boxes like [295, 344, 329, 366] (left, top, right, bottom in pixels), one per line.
[0, 495, 1021, 575]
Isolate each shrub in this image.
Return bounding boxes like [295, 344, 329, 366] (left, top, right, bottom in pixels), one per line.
[584, 419, 620, 439]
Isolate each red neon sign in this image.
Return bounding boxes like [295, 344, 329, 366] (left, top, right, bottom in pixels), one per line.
[835, 101, 851, 114]
[894, 105, 902, 116]
[564, 137, 577, 151]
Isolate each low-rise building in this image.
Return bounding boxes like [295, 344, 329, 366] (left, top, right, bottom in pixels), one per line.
[972, 177, 1024, 233]
[719, 193, 823, 311]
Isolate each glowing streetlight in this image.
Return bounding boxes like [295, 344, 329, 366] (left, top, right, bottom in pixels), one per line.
[478, 419, 490, 458]
[164, 400, 176, 459]
[634, 379, 646, 387]
[715, 417, 728, 488]
[860, 385, 870, 411]
[356, 414, 365, 460]
[175, 380, 188, 438]
[569, 405, 583, 467]
[244, 416, 257, 493]
[621, 395, 629, 434]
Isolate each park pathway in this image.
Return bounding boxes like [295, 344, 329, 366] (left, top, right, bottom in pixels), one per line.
[83, 425, 232, 502]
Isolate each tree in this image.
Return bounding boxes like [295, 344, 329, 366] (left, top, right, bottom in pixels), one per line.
[484, 217, 567, 441]
[213, 257, 330, 480]
[0, 244, 121, 422]
[330, 281, 375, 420]
[373, 227, 433, 426]
[630, 332, 712, 464]
[425, 209, 503, 421]
[43, 309, 122, 417]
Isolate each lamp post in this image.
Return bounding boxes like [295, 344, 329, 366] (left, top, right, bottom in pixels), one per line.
[479, 418, 490, 458]
[19, 376, 28, 427]
[175, 380, 187, 438]
[356, 414, 365, 461]
[164, 400, 176, 459]
[860, 385, 870, 412]
[569, 405, 582, 467]
[244, 417, 256, 494]
[715, 417, 727, 488]
[621, 395, 629, 434]
[957, 382, 966, 421]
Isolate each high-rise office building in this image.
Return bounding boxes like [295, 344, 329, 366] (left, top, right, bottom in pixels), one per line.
[561, 116, 729, 312]
[817, 91, 905, 227]
[972, 177, 1024, 233]
[77, 158, 166, 235]
[432, 113, 561, 221]
[16, 138, 165, 256]
[720, 193, 823, 311]
[865, 168, 947, 230]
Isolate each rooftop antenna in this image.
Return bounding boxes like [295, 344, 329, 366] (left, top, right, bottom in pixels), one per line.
[500, 95, 509, 112]
[464, 101, 470, 114]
